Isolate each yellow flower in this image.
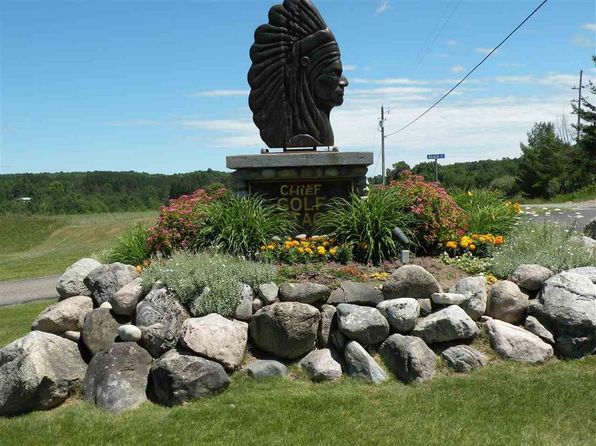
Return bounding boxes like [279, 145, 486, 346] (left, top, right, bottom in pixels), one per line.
[485, 274, 498, 284]
[469, 243, 476, 251]
[467, 191, 473, 196]
[317, 246, 326, 255]
[266, 244, 275, 251]
[329, 247, 338, 256]
[459, 236, 472, 249]
[297, 247, 305, 254]
[305, 247, 313, 254]
[135, 265, 143, 274]
[445, 241, 458, 250]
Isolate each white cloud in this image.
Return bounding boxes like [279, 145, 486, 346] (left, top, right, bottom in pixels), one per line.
[582, 23, 596, 32]
[375, 0, 391, 15]
[190, 90, 248, 97]
[446, 39, 458, 46]
[475, 47, 497, 55]
[450, 65, 465, 74]
[494, 73, 578, 88]
[572, 34, 594, 48]
[343, 65, 358, 72]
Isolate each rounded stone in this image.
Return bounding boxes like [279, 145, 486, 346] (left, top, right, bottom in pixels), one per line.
[118, 325, 142, 342]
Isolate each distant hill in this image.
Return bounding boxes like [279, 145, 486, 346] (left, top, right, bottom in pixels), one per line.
[0, 170, 231, 214]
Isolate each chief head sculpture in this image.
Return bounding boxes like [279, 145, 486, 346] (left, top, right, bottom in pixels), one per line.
[248, 0, 348, 149]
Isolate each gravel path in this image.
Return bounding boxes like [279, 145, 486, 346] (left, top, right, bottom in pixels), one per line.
[0, 275, 60, 307]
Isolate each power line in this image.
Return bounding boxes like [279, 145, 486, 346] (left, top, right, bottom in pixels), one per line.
[385, 0, 549, 139]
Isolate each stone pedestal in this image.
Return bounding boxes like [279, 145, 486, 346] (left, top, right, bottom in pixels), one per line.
[226, 151, 373, 233]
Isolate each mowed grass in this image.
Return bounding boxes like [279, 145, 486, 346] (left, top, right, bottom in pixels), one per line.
[1, 302, 595, 446]
[0, 212, 156, 281]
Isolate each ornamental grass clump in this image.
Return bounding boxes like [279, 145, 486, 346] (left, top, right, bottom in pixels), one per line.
[142, 251, 276, 317]
[315, 188, 415, 264]
[386, 171, 469, 253]
[452, 188, 520, 236]
[491, 222, 596, 278]
[104, 223, 151, 266]
[197, 194, 297, 259]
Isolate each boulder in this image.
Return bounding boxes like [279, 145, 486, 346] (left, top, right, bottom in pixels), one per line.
[317, 304, 337, 348]
[150, 349, 229, 406]
[252, 298, 264, 312]
[485, 318, 553, 363]
[531, 272, 596, 358]
[31, 295, 93, 334]
[56, 258, 101, 299]
[524, 316, 555, 344]
[84, 262, 139, 306]
[377, 298, 420, 333]
[583, 217, 596, 239]
[510, 264, 554, 291]
[233, 284, 254, 321]
[336, 303, 390, 346]
[330, 330, 347, 352]
[299, 349, 342, 382]
[111, 277, 144, 316]
[570, 235, 596, 255]
[244, 360, 288, 379]
[418, 299, 432, 317]
[278, 282, 331, 304]
[441, 345, 488, 373]
[100, 302, 112, 310]
[411, 305, 479, 344]
[249, 302, 320, 360]
[84, 342, 152, 412]
[118, 324, 142, 342]
[181, 314, 248, 371]
[81, 308, 122, 356]
[0, 331, 87, 415]
[61, 331, 81, 342]
[431, 293, 468, 305]
[450, 276, 487, 320]
[567, 266, 596, 284]
[327, 281, 383, 306]
[487, 280, 529, 325]
[135, 285, 189, 357]
[382, 265, 442, 300]
[257, 282, 279, 305]
[344, 340, 388, 384]
[379, 334, 436, 384]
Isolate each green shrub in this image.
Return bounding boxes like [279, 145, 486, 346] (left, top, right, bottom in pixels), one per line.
[197, 194, 297, 259]
[439, 252, 493, 275]
[105, 223, 151, 266]
[491, 222, 596, 278]
[142, 251, 276, 317]
[452, 189, 519, 235]
[316, 188, 415, 264]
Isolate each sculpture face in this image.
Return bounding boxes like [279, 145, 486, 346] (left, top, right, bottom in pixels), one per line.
[248, 0, 347, 149]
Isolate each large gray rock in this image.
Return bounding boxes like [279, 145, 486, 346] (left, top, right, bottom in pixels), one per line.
[510, 264, 554, 291]
[84, 262, 139, 306]
[181, 314, 248, 371]
[150, 349, 229, 406]
[431, 293, 468, 305]
[0, 331, 87, 415]
[376, 298, 419, 333]
[56, 258, 101, 299]
[450, 276, 487, 320]
[337, 303, 390, 346]
[441, 345, 488, 373]
[257, 282, 279, 305]
[382, 265, 442, 300]
[279, 282, 331, 304]
[379, 334, 436, 383]
[249, 302, 320, 360]
[299, 349, 342, 382]
[344, 340, 388, 384]
[570, 235, 596, 255]
[584, 218, 596, 239]
[244, 360, 288, 379]
[567, 266, 596, 284]
[111, 277, 144, 316]
[524, 316, 555, 344]
[81, 308, 122, 356]
[84, 342, 152, 412]
[411, 305, 479, 344]
[317, 304, 337, 348]
[233, 284, 254, 321]
[485, 318, 553, 363]
[487, 280, 529, 325]
[136, 284, 190, 358]
[327, 281, 383, 306]
[118, 324, 142, 342]
[31, 295, 93, 334]
[531, 272, 596, 358]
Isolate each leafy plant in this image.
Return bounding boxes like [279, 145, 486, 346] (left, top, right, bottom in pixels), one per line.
[386, 171, 469, 253]
[258, 236, 353, 265]
[491, 222, 596, 278]
[142, 251, 276, 317]
[452, 188, 520, 235]
[316, 188, 415, 264]
[439, 252, 493, 275]
[104, 223, 151, 266]
[197, 194, 297, 259]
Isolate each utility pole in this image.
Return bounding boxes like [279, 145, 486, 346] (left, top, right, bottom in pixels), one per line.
[434, 158, 438, 182]
[380, 105, 386, 186]
[572, 70, 584, 144]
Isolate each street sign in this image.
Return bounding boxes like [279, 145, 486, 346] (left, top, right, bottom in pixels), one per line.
[427, 154, 445, 160]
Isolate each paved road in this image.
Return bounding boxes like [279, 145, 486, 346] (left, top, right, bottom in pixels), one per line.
[519, 201, 595, 232]
[0, 275, 59, 307]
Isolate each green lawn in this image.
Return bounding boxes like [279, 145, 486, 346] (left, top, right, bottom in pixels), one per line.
[0, 212, 156, 281]
[1, 301, 595, 445]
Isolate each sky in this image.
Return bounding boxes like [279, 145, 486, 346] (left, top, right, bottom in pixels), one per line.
[1, 0, 595, 175]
